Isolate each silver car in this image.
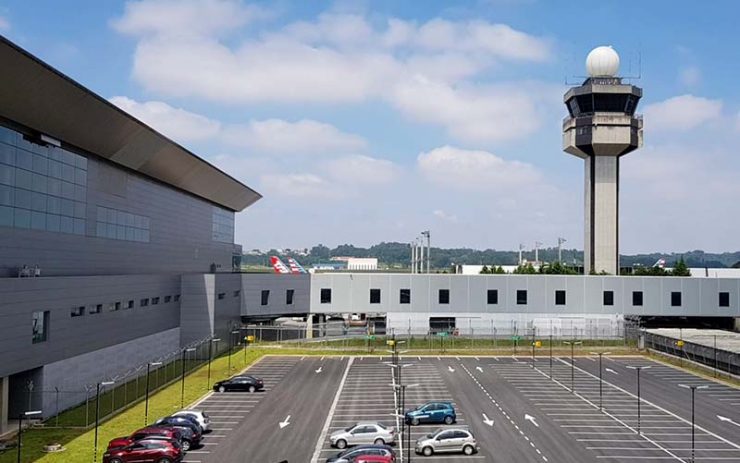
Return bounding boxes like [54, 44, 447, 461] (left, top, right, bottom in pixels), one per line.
[415, 428, 479, 456]
[329, 422, 396, 449]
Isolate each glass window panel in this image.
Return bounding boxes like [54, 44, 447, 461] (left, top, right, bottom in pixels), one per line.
[75, 155, 87, 170]
[74, 168, 87, 186]
[14, 208, 30, 228]
[14, 188, 31, 209]
[74, 201, 85, 218]
[48, 160, 62, 179]
[49, 147, 62, 162]
[32, 155, 48, 175]
[61, 181, 75, 199]
[116, 225, 125, 240]
[17, 136, 33, 151]
[96, 221, 105, 237]
[0, 184, 12, 206]
[16, 149, 32, 170]
[60, 216, 73, 233]
[125, 227, 135, 241]
[61, 149, 76, 166]
[61, 163, 75, 182]
[31, 143, 48, 157]
[142, 229, 150, 242]
[73, 218, 85, 235]
[74, 184, 86, 202]
[106, 223, 116, 239]
[97, 206, 106, 221]
[46, 214, 60, 232]
[31, 192, 46, 212]
[30, 211, 45, 230]
[124, 212, 134, 226]
[107, 208, 116, 223]
[134, 228, 144, 242]
[47, 178, 61, 197]
[0, 127, 15, 144]
[142, 216, 150, 229]
[0, 205, 12, 226]
[0, 144, 14, 166]
[60, 199, 74, 217]
[31, 173, 47, 193]
[15, 168, 32, 189]
[0, 164, 13, 186]
[47, 196, 60, 214]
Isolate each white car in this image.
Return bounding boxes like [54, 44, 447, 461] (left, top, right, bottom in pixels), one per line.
[173, 410, 211, 432]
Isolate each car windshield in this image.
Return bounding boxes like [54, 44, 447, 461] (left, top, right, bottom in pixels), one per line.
[344, 426, 353, 432]
[376, 423, 387, 430]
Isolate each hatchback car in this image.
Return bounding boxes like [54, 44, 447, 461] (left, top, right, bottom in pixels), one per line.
[107, 427, 182, 451]
[103, 438, 183, 463]
[213, 375, 264, 392]
[330, 422, 395, 448]
[415, 428, 479, 456]
[405, 402, 456, 426]
[172, 410, 211, 432]
[326, 444, 396, 463]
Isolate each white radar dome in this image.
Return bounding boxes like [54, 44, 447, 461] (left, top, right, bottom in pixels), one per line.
[586, 46, 620, 77]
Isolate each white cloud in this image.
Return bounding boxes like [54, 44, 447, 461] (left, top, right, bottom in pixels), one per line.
[109, 96, 221, 142]
[417, 145, 542, 190]
[643, 94, 723, 132]
[433, 209, 458, 223]
[222, 119, 367, 154]
[259, 173, 335, 199]
[678, 66, 701, 87]
[324, 155, 400, 184]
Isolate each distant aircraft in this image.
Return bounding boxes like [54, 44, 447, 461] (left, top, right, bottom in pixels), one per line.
[270, 256, 291, 274]
[653, 258, 666, 269]
[287, 257, 307, 274]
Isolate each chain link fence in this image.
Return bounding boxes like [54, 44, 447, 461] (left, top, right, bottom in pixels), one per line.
[642, 330, 740, 377]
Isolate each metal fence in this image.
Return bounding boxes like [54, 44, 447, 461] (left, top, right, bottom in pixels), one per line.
[642, 330, 740, 377]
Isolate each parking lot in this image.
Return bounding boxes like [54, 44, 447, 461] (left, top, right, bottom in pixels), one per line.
[180, 355, 740, 462]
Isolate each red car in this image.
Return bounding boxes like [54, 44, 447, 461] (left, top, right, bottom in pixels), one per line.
[352, 456, 395, 463]
[107, 427, 182, 450]
[103, 438, 182, 463]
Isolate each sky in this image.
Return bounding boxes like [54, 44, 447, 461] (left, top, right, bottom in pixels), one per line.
[1, 0, 739, 253]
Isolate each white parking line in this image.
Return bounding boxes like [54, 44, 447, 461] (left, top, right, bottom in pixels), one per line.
[310, 357, 354, 463]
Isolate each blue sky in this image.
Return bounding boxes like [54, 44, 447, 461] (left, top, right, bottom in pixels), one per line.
[1, 0, 738, 253]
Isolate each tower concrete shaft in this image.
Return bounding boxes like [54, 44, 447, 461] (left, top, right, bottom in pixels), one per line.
[563, 76, 643, 275]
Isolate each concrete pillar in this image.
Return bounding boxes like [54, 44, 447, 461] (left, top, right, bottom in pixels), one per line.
[734, 318, 740, 332]
[306, 315, 313, 339]
[585, 156, 619, 275]
[0, 376, 8, 435]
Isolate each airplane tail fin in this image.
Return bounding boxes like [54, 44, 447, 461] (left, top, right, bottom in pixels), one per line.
[653, 258, 666, 269]
[270, 256, 291, 274]
[287, 257, 307, 274]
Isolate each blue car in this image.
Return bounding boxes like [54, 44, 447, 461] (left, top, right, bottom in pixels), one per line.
[404, 402, 456, 426]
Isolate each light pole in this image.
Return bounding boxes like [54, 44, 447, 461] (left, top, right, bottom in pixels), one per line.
[531, 327, 537, 369]
[563, 340, 582, 392]
[207, 338, 221, 389]
[590, 352, 611, 411]
[16, 410, 41, 463]
[228, 330, 239, 372]
[180, 347, 196, 408]
[144, 361, 162, 425]
[679, 384, 708, 463]
[392, 382, 419, 463]
[626, 365, 651, 434]
[94, 381, 115, 463]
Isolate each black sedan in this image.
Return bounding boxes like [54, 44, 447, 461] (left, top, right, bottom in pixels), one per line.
[213, 375, 264, 392]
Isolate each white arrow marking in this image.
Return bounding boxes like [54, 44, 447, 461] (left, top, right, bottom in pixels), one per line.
[279, 415, 291, 429]
[718, 415, 740, 428]
[475, 357, 480, 361]
[482, 413, 494, 427]
[525, 414, 539, 427]
[605, 368, 618, 375]
[492, 357, 499, 361]
[476, 366, 483, 373]
[448, 366, 455, 373]
[315, 367, 323, 374]
[418, 356, 421, 361]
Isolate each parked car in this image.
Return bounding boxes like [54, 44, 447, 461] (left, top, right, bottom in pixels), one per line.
[330, 422, 395, 449]
[326, 444, 396, 463]
[155, 415, 203, 434]
[415, 428, 478, 456]
[157, 425, 198, 452]
[213, 375, 264, 392]
[405, 402, 456, 426]
[102, 438, 183, 463]
[154, 417, 202, 450]
[352, 456, 395, 463]
[173, 410, 211, 432]
[107, 427, 182, 450]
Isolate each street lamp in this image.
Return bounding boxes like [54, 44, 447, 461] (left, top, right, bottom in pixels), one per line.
[625, 365, 651, 434]
[590, 352, 611, 411]
[391, 382, 419, 463]
[94, 381, 115, 463]
[16, 410, 41, 463]
[207, 338, 221, 389]
[228, 330, 240, 372]
[144, 361, 163, 425]
[679, 384, 708, 463]
[563, 340, 582, 392]
[180, 348, 196, 408]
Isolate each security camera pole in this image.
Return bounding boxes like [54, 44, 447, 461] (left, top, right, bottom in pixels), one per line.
[590, 352, 611, 411]
[563, 340, 582, 392]
[626, 365, 651, 434]
[679, 384, 708, 463]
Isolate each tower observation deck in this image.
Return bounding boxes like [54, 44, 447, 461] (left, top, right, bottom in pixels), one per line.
[563, 46, 643, 275]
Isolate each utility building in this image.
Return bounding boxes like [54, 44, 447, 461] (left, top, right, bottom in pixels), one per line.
[563, 46, 643, 274]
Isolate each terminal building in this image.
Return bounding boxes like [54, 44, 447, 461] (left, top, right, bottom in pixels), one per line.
[1, 37, 739, 434]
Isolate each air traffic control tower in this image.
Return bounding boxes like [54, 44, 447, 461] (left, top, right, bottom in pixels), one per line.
[563, 46, 643, 275]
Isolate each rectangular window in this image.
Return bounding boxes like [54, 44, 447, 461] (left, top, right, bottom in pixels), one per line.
[140, 298, 149, 307]
[127, 300, 134, 309]
[487, 289, 498, 305]
[32, 310, 49, 343]
[671, 291, 682, 307]
[71, 306, 85, 317]
[286, 289, 294, 305]
[261, 290, 270, 306]
[632, 291, 643, 306]
[370, 289, 381, 304]
[107, 303, 117, 312]
[95, 205, 149, 243]
[400, 289, 411, 304]
[89, 304, 101, 314]
[233, 290, 240, 298]
[217, 293, 225, 300]
[320, 288, 332, 304]
[719, 292, 730, 307]
[603, 291, 614, 306]
[164, 295, 171, 303]
[151, 297, 159, 305]
[516, 290, 527, 305]
[438, 289, 450, 304]
[174, 294, 180, 302]
[555, 290, 566, 305]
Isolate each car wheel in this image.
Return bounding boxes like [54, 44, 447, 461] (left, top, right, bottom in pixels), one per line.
[110, 459, 123, 463]
[444, 415, 454, 425]
[181, 439, 191, 451]
[157, 459, 172, 463]
[248, 385, 256, 393]
[374, 438, 385, 445]
[218, 386, 226, 393]
[336, 439, 347, 449]
[463, 444, 475, 455]
[412, 417, 420, 426]
[423, 446, 434, 456]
